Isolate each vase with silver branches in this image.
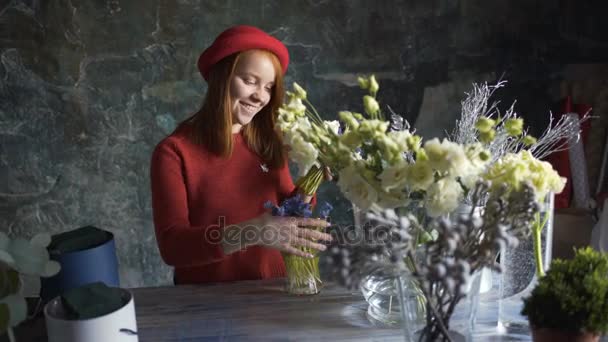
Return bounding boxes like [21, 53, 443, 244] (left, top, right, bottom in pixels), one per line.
[449, 80, 589, 331]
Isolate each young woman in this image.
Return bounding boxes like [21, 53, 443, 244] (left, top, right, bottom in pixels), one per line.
[150, 25, 332, 284]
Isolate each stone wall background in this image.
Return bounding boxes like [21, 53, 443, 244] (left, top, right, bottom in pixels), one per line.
[1, 0, 607, 287]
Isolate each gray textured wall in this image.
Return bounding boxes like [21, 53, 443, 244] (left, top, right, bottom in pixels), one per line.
[2, 0, 608, 287]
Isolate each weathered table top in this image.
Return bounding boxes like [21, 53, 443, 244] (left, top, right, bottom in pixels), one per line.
[10, 278, 550, 341]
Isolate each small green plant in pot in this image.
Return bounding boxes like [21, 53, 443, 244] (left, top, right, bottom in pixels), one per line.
[521, 247, 608, 342]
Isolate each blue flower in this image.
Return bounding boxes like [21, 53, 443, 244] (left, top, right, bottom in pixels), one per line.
[318, 202, 334, 219]
[265, 194, 314, 218]
[263, 201, 276, 210]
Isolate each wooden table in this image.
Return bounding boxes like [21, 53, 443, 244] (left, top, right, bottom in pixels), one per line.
[11, 278, 547, 341]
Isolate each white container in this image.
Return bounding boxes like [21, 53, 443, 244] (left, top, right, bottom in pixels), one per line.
[44, 288, 138, 342]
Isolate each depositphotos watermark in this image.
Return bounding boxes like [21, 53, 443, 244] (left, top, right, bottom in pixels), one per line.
[202, 216, 396, 248]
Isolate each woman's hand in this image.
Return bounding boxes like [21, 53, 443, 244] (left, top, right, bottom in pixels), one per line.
[222, 213, 332, 258]
[323, 166, 333, 181]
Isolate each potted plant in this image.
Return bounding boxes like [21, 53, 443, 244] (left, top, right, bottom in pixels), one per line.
[0, 232, 60, 342]
[521, 247, 608, 342]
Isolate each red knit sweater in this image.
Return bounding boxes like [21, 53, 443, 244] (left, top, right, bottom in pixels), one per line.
[150, 124, 297, 284]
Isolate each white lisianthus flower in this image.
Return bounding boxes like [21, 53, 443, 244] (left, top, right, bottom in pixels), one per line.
[522, 151, 566, 200]
[424, 138, 470, 178]
[425, 177, 464, 217]
[376, 188, 409, 209]
[284, 117, 313, 142]
[285, 97, 307, 116]
[289, 134, 319, 177]
[484, 150, 566, 201]
[337, 165, 378, 211]
[375, 133, 401, 163]
[484, 154, 529, 191]
[339, 131, 363, 149]
[387, 130, 413, 152]
[324, 120, 341, 135]
[358, 120, 389, 139]
[379, 160, 409, 191]
[457, 143, 491, 188]
[406, 160, 435, 191]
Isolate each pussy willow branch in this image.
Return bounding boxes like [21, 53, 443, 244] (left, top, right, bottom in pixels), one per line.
[407, 248, 453, 342]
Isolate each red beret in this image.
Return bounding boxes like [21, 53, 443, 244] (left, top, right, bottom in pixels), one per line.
[197, 25, 289, 81]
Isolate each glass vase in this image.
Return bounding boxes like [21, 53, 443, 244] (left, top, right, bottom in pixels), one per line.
[497, 193, 554, 334]
[283, 252, 321, 295]
[359, 265, 426, 327]
[401, 270, 482, 342]
[282, 226, 323, 295]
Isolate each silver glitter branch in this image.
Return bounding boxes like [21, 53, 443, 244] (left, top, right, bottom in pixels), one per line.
[450, 80, 507, 145]
[528, 111, 591, 160]
[451, 80, 589, 162]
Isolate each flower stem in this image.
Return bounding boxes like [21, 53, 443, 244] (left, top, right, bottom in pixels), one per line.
[532, 211, 550, 277]
[296, 165, 325, 196]
[284, 166, 326, 294]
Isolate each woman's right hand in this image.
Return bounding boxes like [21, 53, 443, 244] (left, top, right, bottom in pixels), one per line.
[223, 213, 332, 258]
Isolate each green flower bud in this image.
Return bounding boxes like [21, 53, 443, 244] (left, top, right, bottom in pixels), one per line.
[369, 75, 379, 95]
[475, 117, 496, 133]
[522, 135, 537, 146]
[479, 129, 496, 143]
[353, 112, 365, 121]
[406, 135, 422, 151]
[416, 149, 429, 162]
[505, 118, 524, 137]
[339, 111, 359, 129]
[292, 82, 307, 99]
[479, 150, 491, 161]
[363, 95, 380, 116]
[357, 76, 369, 90]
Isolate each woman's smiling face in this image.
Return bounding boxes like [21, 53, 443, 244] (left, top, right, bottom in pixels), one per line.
[229, 50, 277, 132]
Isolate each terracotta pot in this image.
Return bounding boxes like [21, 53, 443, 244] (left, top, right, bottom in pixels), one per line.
[531, 328, 599, 342]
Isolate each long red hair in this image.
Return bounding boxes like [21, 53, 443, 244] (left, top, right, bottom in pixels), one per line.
[186, 49, 286, 168]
